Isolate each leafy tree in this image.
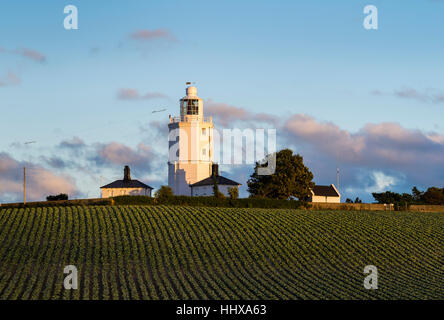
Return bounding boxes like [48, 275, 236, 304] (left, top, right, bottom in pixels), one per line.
[228, 187, 239, 200]
[212, 170, 224, 198]
[412, 186, 424, 203]
[46, 193, 68, 201]
[354, 197, 362, 204]
[155, 185, 174, 199]
[422, 187, 444, 205]
[372, 191, 402, 204]
[345, 198, 353, 203]
[247, 149, 314, 200]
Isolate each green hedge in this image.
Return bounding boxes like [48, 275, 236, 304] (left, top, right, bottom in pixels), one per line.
[1, 196, 304, 210]
[112, 195, 304, 209]
[0, 198, 112, 209]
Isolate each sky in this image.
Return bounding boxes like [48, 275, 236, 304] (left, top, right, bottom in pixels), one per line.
[1, 0, 444, 202]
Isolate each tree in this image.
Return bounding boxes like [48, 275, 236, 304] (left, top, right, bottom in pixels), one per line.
[154, 186, 174, 199]
[372, 191, 402, 204]
[422, 187, 444, 205]
[354, 197, 362, 204]
[247, 149, 314, 200]
[228, 187, 239, 200]
[47, 193, 68, 201]
[412, 186, 424, 203]
[345, 198, 353, 203]
[212, 176, 224, 198]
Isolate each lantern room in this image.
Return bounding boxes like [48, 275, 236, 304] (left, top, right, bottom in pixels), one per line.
[180, 85, 204, 120]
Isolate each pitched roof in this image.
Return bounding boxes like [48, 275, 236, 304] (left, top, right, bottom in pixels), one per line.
[190, 175, 241, 187]
[100, 179, 153, 189]
[312, 185, 340, 197]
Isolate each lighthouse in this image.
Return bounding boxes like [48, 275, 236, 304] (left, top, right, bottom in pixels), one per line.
[168, 84, 215, 195]
[168, 84, 241, 196]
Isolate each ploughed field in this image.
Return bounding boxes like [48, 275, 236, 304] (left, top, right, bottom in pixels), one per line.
[0, 205, 442, 299]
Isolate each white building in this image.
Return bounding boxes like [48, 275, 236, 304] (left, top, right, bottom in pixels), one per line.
[101, 166, 153, 198]
[308, 184, 341, 203]
[168, 85, 240, 197]
[190, 164, 240, 196]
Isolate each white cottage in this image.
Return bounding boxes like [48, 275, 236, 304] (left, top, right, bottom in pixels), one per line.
[309, 184, 341, 203]
[100, 166, 153, 198]
[190, 164, 240, 196]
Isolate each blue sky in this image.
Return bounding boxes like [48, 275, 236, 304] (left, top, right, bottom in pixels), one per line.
[1, 0, 444, 202]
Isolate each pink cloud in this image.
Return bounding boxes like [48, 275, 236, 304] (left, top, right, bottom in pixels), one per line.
[0, 153, 77, 202]
[117, 88, 168, 100]
[95, 142, 155, 171]
[130, 29, 176, 41]
[0, 47, 46, 63]
[205, 99, 277, 126]
[0, 72, 21, 87]
[16, 48, 46, 63]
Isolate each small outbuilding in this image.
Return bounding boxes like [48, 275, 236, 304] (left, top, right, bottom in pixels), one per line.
[100, 166, 153, 198]
[309, 184, 341, 203]
[190, 164, 240, 197]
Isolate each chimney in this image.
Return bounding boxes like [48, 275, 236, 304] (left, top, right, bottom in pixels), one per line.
[124, 166, 131, 181]
[212, 163, 219, 177]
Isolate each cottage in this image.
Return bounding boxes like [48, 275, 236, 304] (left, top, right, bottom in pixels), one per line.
[190, 164, 240, 197]
[309, 184, 341, 203]
[100, 166, 153, 198]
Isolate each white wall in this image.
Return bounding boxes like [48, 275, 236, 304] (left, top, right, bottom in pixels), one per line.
[101, 188, 152, 198]
[191, 185, 238, 197]
[311, 195, 341, 203]
[168, 120, 214, 196]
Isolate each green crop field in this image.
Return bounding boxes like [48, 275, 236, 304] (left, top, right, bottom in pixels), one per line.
[0, 205, 442, 300]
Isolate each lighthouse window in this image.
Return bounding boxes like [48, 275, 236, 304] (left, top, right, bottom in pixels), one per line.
[186, 99, 199, 115]
[202, 128, 206, 135]
[202, 148, 206, 156]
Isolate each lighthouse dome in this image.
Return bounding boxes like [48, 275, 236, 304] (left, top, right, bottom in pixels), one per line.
[186, 86, 197, 97]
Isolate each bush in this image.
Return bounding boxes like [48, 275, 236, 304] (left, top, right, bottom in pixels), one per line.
[154, 186, 174, 199]
[47, 193, 68, 201]
[112, 195, 304, 209]
[228, 187, 239, 200]
[113, 195, 155, 205]
[0, 198, 112, 209]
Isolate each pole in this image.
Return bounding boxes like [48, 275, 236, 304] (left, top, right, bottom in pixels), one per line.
[337, 167, 340, 191]
[23, 167, 26, 205]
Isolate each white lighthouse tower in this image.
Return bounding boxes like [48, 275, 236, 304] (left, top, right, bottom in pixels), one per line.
[168, 84, 214, 195]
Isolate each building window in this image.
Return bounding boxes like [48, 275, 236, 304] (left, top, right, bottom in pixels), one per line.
[202, 148, 206, 156]
[202, 128, 206, 135]
[184, 99, 199, 115]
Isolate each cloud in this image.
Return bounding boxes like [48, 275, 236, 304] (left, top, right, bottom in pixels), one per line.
[59, 136, 86, 149]
[373, 87, 444, 104]
[282, 114, 444, 197]
[0, 153, 78, 202]
[129, 29, 176, 41]
[117, 88, 168, 100]
[364, 172, 398, 193]
[0, 72, 21, 87]
[0, 47, 46, 63]
[93, 142, 156, 171]
[205, 100, 278, 127]
[15, 48, 46, 63]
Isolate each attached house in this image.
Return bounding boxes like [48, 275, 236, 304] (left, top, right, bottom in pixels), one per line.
[309, 184, 341, 203]
[190, 164, 241, 197]
[100, 166, 153, 198]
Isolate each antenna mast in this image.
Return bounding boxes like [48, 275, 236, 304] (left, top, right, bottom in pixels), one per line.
[23, 167, 26, 205]
[337, 167, 340, 191]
